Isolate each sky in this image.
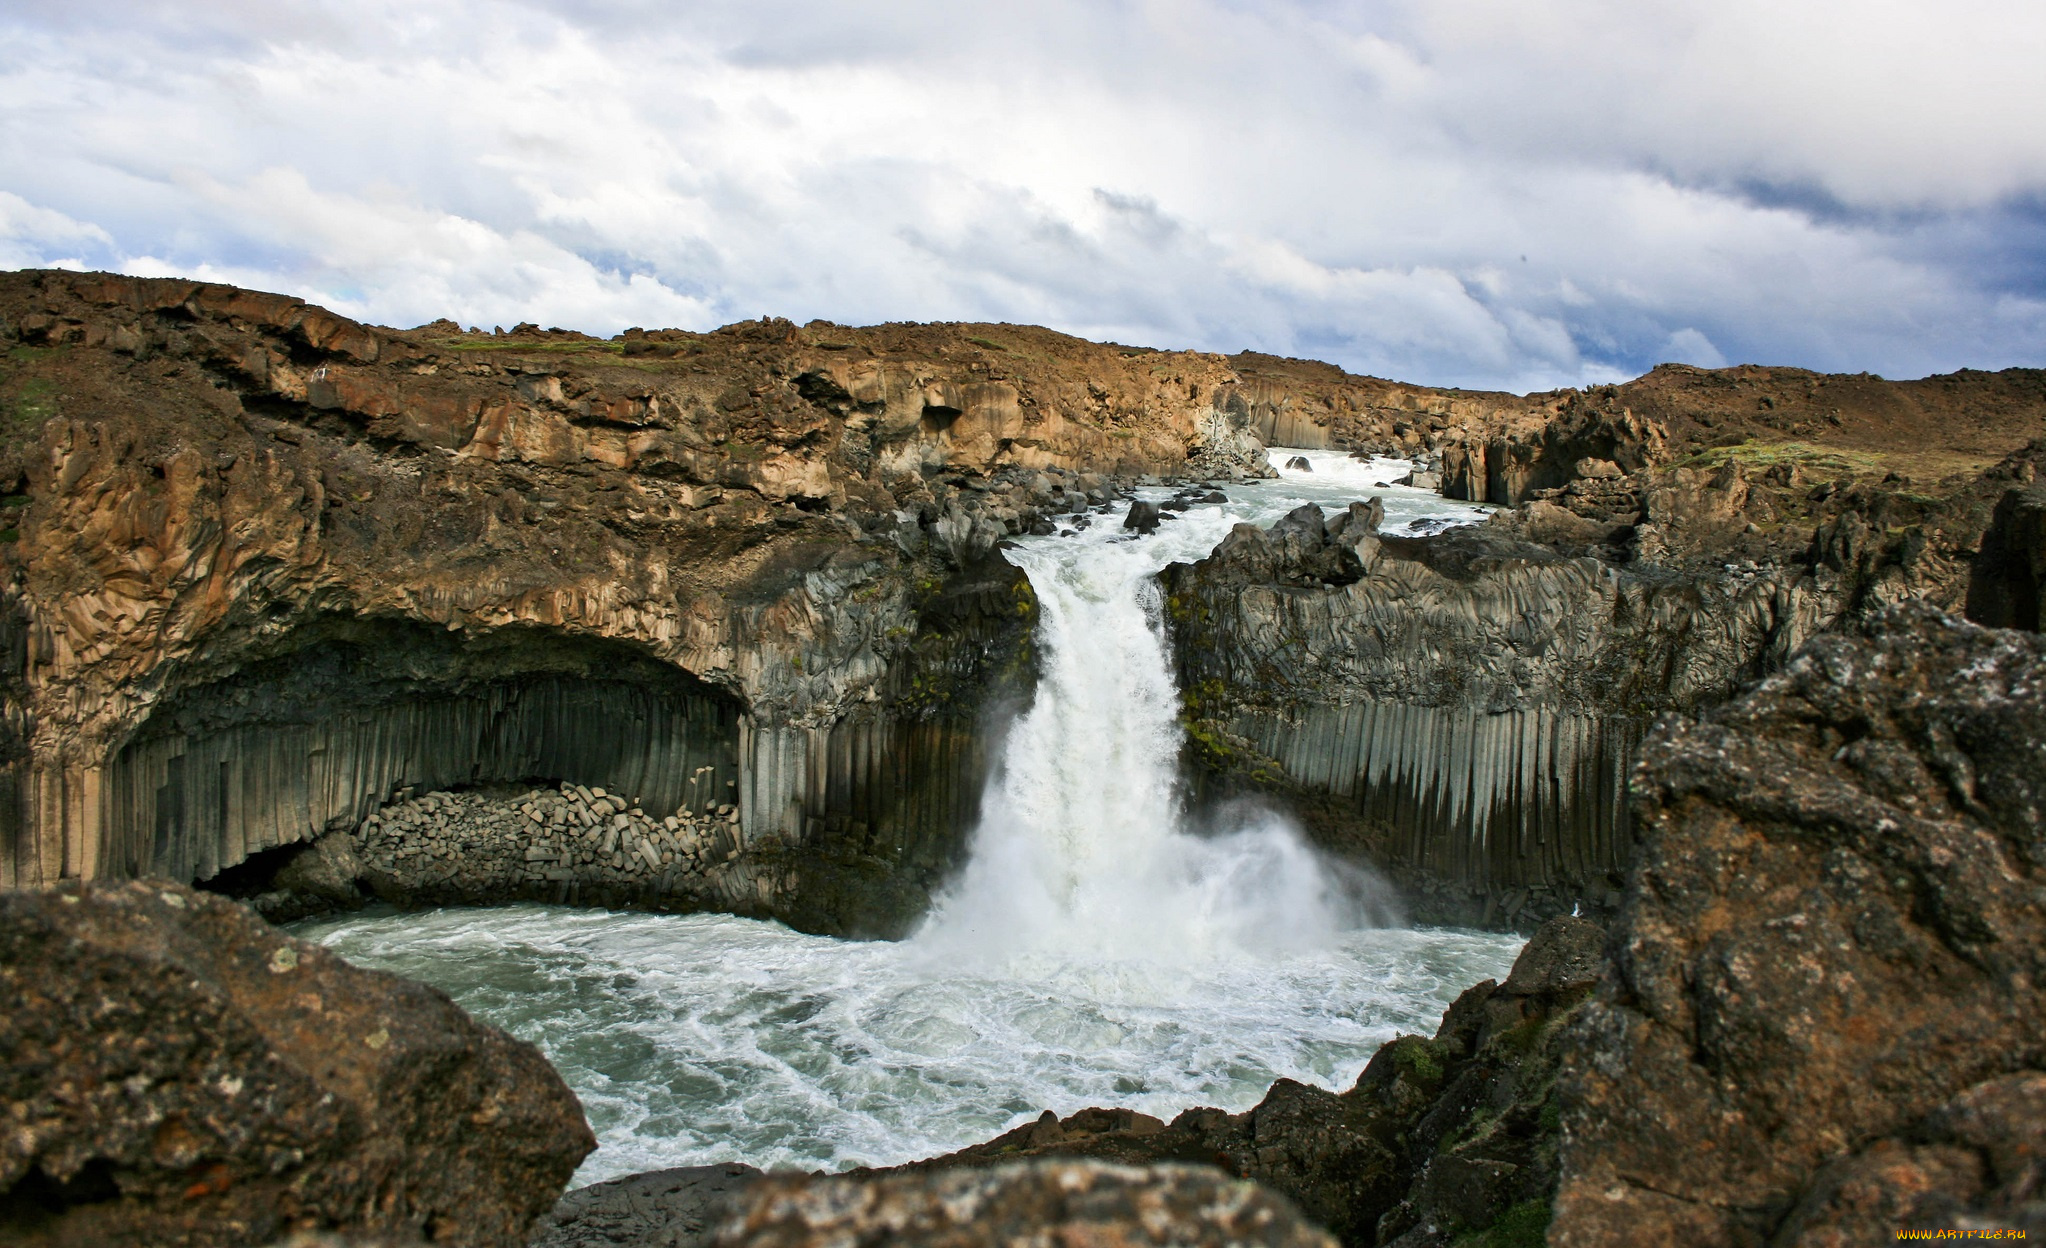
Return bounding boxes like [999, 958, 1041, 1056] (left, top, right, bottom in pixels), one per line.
[2, 1, 2042, 393]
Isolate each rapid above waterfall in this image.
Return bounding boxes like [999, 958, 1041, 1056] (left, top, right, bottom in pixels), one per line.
[302, 452, 1518, 1184]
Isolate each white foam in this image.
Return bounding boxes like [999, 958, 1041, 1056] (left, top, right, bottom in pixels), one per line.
[301, 905, 1521, 1183]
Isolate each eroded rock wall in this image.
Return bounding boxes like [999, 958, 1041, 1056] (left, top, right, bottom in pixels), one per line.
[100, 619, 742, 888]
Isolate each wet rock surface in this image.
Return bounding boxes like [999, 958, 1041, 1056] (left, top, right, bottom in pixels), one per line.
[1551, 604, 2046, 1244]
[0, 879, 593, 1248]
[712, 1161, 1336, 1248]
[529, 1165, 762, 1248]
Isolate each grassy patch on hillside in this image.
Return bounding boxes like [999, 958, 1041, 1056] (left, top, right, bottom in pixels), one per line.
[1676, 440, 1882, 477]
[431, 339, 624, 355]
[1677, 437, 1998, 484]
[0, 346, 64, 434]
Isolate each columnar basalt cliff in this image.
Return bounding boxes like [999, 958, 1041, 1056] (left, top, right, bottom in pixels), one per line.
[1164, 395, 2046, 926]
[0, 270, 1279, 932]
[1162, 505, 1830, 926]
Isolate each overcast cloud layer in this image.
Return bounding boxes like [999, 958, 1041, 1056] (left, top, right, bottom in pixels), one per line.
[2, 1, 2042, 391]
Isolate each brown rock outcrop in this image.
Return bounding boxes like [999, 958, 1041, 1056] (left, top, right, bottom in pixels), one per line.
[0, 879, 593, 1247]
[1965, 469, 2046, 630]
[1551, 604, 2046, 1244]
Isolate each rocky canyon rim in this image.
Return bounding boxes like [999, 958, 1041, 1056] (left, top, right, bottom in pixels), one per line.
[5, 271, 2046, 1244]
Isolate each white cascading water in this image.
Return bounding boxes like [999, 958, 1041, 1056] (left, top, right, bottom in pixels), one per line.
[301, 450, 1523, 1185]
[913, 508, 1378, 967]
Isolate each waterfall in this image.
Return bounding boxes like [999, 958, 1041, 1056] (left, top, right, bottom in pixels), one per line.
[302, 456, 1519, 1182]
[914, 501, 1392, 966]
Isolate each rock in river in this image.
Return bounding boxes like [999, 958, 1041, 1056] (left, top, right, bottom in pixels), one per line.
[1123, 499, 1163, 533]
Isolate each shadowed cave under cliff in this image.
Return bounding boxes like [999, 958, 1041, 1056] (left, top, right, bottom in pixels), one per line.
[105, 616, 744, 887]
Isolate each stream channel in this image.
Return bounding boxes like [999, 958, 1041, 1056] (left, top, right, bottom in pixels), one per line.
[296, 450, 1527, 1186]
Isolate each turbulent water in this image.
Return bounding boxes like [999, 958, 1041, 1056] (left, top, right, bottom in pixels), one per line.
[300, 450, 1520, 1186]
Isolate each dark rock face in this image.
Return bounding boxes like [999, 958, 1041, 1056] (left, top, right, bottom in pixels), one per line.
[1551, 605, 2046, 1244]
[120, 550, 1034, 938]
[902, 916, 1601, 1247]
[1124, 499, 1163, 533]
[530, 1164, 762, 1248]
[713, 1161, 1337, 1248]
[1439, 402, 1664, 508]
[1966, 479, 2046, 630]
[0, 879, 593, 1247]
[105, 617, 744, 889]
[1163, 505, 1827, 927]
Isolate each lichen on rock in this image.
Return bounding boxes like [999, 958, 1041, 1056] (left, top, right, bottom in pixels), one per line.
[1551, 604, 2046, 1244]
[0, 879, 593, 1247]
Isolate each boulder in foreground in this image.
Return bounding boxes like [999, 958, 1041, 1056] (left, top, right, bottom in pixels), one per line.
[0, 880, 594, 1247]
[1553, 604, 2046, 1243]
[713, 1161, 1335, 1248]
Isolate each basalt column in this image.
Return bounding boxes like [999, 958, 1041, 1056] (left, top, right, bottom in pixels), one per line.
[731, 552, 1038, 937]
[100, 618, 741, 887]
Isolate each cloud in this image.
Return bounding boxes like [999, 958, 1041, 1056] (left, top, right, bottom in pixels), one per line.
[0, 0, 2040, 390]
[1662, 329, 1728, 370]
[0, 191, 113, 271]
